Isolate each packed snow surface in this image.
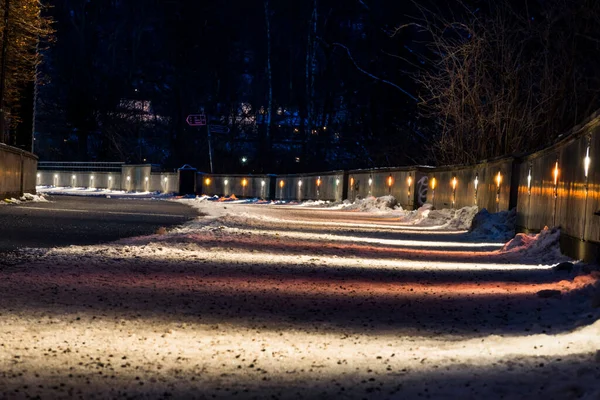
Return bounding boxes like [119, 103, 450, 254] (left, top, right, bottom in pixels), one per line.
[0, 195, 598, 399]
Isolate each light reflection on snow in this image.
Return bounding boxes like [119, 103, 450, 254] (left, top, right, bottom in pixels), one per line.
[229, 228, 504, 248]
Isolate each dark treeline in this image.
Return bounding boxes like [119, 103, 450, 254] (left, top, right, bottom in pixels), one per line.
[35, 0, 427, 173]
[34, 0, 600, 172]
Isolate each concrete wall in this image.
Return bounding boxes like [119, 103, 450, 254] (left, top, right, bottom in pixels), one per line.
[425, 158, 516, 212]
[515, 113, 600, 250]
[197, 173, 273, 199]
[37, 164, 177, 193]
[0, 144, 37, 199]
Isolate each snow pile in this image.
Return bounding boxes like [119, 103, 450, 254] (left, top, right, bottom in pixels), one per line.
[37, 186, 174, 199]
[469, 208, 517, 241]
[2, 193, 48, 204]
[397, 205, 479, 229]
[340, 195, 402, 212]
[445, 206, 480, 230]
[501, 227, 571, 264]
[297, 200, 335, 207]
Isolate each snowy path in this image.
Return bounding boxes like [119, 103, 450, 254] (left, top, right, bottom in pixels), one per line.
[0, 201, 598, 399]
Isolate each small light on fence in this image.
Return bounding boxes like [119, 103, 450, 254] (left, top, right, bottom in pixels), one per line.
[72, 175, 76, 180]
[430, 177, 436, 190]
[164, 177, 168, 183]
[553, 162, 559, 186]
[317, 177, 321, 187]
[298, 180, 303, 187]
[54, 174, 58, 179]
[242, 178, 248, 187]
[368, 177, 373, 186]
[261, 180, 266, 187]
[407, 175, 412, 187]
[323, 126, 327, 130]
[474, 175, 479, 190]
[336, 178, 340, 185]
[145, 177, 149, 182]
[127, 176, 131, 182]
[279, 180, 285, 188]
[350, 177, 354, 187]
[108, 176, 112, 181]
[37, 173, 40, 178]
[584, 147, 591, 178]
[205, 178, 211, 185]
[224, 179, 229, 185]
[387, 175, 393, 187]
[452, 176, 457, 190]
[91, 175, 95, 180]
[527, 168, 532, 192]
[496, 172, 502, 188]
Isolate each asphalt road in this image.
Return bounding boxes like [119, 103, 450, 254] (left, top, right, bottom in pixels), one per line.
[0, 195, 198, 252]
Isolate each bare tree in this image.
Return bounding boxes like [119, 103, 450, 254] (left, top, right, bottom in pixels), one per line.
[413, 0, 600, 164]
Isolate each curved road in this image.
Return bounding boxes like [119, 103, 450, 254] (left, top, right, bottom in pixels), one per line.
[0, 195, 198, 252]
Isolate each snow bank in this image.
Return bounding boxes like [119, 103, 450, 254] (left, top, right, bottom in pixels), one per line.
[501, 227, 571, 264]
[1, 193, 48, 205]
[340, 195, 402, 212]
[37, 186, 174, 199]
[469, 208, 517, 241]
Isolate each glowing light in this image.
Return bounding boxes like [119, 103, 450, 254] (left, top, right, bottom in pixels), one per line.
[298, 180, 303, 187]
[430, 177, 436, 190]
[452, 177, 457, 190]
[407, 175, 412, 187]
[224, 180, 229, 185]
[336, 179, 340, 185]
[241, 157, 247, 164]
[553, 162, 559, 186]
[205, 178, 211, 185]
[474, 175, 479, 190]
[54, 174, 58, 179]
[527, 168, 532, 192]
[91, 176, 95, 180]
[242, 179, 248, 187]
[164, 177, 168, 183]
[387, 175, 393, 187]
[316, 177, 321, 187]
[261, 180, 266, 187]
[279, 180, 285, 188]
[496, 172, 502, 188]
[72, 175, 76, 180]
[36, 173, 40, 178]
[126, 176, 131, 182]
[368, 177, 373, 186]
[584, 147, 591, 178]
[350, 177, 354, 187]
[108, 176, 112, 181]
[145, 177, 149, 182]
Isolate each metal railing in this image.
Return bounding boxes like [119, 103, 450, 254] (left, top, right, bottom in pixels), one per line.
[38, 161, 125, 172]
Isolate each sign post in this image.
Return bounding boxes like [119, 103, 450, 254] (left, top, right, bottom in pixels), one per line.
[186, 113, 213, 173]
[207, 123, 214, 174]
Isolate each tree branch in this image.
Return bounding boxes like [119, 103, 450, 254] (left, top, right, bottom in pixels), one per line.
[329, 42, 418, 102]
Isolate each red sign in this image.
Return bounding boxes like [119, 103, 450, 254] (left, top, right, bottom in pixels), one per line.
[186, 114, 207, 126]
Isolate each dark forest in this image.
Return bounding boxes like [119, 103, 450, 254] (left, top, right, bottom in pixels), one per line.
[27, 0, 600, 173]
